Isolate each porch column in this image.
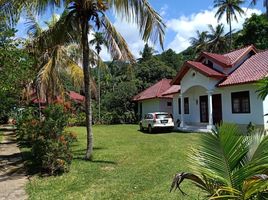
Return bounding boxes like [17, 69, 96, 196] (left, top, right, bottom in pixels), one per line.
[180, 93, 184, 128]
[207, 90, 213, 129]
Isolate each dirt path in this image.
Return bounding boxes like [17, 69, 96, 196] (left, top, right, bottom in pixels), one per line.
[0, 128, 28, 200]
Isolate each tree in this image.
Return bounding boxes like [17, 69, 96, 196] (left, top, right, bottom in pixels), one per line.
[170, 123, 268, 199]
[25, 12, 85, 103]
[90, 32, 106, 123]
[235, 14, 268, 49]
[135, 57, 176, 90]
[190, 30, 209, 54]
[0, 22, 34, 122]
[1, 0, 165, 160]
[139, 43, 155, 62]
[214, 0, 245, 49]
[207, 24, 229, 53]
[158, 49, 184, 71]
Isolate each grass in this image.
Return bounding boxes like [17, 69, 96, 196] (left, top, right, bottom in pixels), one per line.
[26, 125, 202, 200]
[0, 131, 3, 142]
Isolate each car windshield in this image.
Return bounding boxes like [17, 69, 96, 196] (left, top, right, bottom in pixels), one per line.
[156, 114, 169, 119]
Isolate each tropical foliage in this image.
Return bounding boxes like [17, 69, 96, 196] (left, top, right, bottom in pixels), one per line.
[0, 21, 34, 123]
[170, 123, 268, 199]
[214, 0, 245, 49]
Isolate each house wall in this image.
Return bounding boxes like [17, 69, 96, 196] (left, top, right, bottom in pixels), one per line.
[138, 98, 173, 119]
[172, 75, 266, 128]
[263, 95, 268, 129]
[216, 84, 264, 127]
[159, 99, 173, 115]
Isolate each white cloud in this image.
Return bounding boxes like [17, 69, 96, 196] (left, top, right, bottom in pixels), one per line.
[160, 4, 168, 17]
[166, 7, 262, 53]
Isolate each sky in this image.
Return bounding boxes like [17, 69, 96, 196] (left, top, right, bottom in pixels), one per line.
[15, 0, 265, 60]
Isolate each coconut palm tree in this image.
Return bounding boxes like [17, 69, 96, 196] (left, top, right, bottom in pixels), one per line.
[190, 30, 209, 53]
[170, 123, 268, 199]
[214, 0, 245, 49]
[207, 24, 229, 53]
[0, 0, 165, 160]
[25, 12, 87, 103]
[90, 32, 106, 123]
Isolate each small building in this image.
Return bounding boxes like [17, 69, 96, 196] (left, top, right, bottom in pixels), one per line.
[163, 45, 268, 131]
[133, 79, 175, 119]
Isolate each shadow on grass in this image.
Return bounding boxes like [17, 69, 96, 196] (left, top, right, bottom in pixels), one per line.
[73, 157, 117, 165]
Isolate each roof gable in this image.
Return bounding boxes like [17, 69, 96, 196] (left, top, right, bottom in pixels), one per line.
[171, 61, 225, 85]
[197, 45, 257, 68]
[218, 49, 268, 87]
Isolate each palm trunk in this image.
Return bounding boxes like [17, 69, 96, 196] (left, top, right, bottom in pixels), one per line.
[81, 17, 93, 160]
[98, 57, 101, 123]
[229, 21, 232, 50]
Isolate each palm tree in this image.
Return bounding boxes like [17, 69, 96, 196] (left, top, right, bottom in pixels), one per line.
[207, 24, 229, 53]
[170, 123, 268, 199]
[190, 30, 209, 53]
[214, 0, 245, 49]
[1, 0, 165, 160]
[90, 32, 106, 123]
[25, 12, 86, 103]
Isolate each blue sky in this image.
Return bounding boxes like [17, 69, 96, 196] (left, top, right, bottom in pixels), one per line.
[15, 0, 265, 60]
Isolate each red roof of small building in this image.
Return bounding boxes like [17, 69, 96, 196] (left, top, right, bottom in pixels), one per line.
[133, 79, 173, 101]
[219, 49, 268, 87]
[69, 91, 85, 102]
[161, 85, 181, 96]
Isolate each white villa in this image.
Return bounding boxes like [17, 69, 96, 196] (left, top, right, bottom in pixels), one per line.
[135, 45, 268, 131]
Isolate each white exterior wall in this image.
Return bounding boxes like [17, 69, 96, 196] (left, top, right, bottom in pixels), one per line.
[216, 84, 264, 126]
[159, 99, 173, 115]
[139, 98, 173, 118]
[263, 95, 268, 129]
[172, 69, 266, 128]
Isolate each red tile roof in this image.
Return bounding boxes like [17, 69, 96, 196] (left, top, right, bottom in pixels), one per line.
[171, 61, 225, 85]
[219, 49, 268, 87]
[69, 91, 85, 102]
[187, 61, 226, 78]
[199, 45, 257, 68]
[161, 85, 181, 96]
[223, 45, 256, 65]
[133, 79, 173, 101]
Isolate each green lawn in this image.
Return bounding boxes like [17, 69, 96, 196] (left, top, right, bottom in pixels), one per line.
[26, 125, 202, 200]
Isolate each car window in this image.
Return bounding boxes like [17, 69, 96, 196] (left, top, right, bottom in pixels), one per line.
[156, 114, 169, 119]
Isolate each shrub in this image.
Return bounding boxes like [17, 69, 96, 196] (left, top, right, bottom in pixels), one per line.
[17, 104, 77, 175]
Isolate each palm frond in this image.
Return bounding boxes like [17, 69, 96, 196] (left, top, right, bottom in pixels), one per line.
[100, 14, 135, 62]
[109, 0, 165, 48]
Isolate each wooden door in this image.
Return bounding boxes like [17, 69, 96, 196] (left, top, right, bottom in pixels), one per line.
[200, 95, 208, 123]
[212, 94, 222, 125]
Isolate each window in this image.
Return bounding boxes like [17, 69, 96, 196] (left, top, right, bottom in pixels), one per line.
[178, 97, 190, 114]
[184, 98, 189, 114]
[207, 60, 213, 68]
[231, 91, 250, 113]
[167, 102, 172, 107]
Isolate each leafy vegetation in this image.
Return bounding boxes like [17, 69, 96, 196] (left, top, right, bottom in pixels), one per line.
[0, 21, 34, 123]
[26, 125, 201, 200]
[17, 104, 77, 175]
[170, 124, 268, 199]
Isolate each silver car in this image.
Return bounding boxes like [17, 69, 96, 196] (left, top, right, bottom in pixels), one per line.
[139, 112, 174, 133]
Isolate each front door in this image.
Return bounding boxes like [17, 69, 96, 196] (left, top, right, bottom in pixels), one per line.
[212, 94, 222, 125]
[200, 96, 208, 123]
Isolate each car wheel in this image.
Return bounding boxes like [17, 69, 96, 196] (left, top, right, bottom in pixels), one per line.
[139, 123, 144, 131]
[148, 125, 153, 134]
